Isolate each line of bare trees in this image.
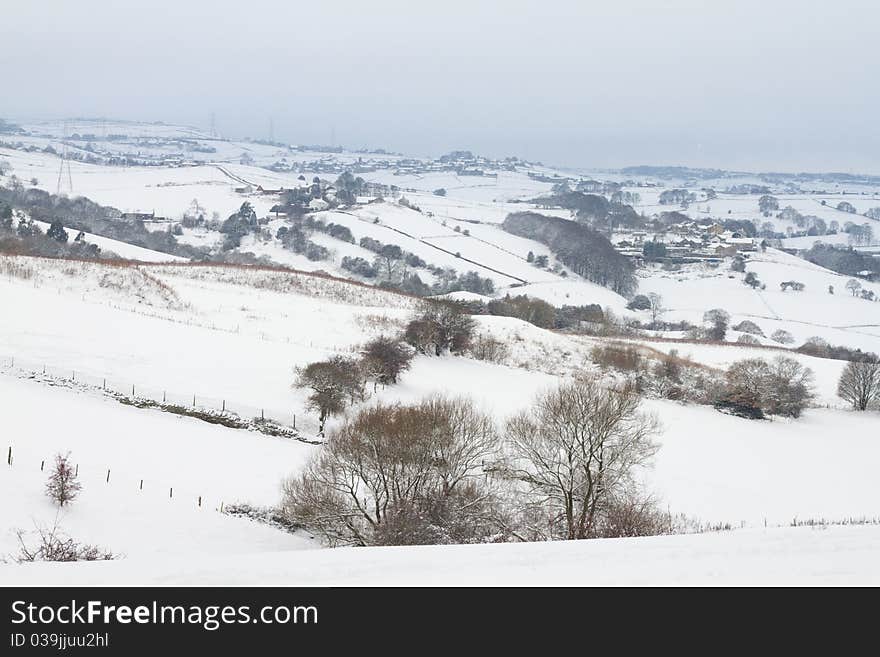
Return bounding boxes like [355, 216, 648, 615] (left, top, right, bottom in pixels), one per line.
[295, 337, 415, 434]
[295, 301, 476, 433]
[282, 374, 664, 547]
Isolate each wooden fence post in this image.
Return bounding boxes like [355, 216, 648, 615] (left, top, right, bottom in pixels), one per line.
[140, 479, 143, 491]
[41, 459, 45, 471]
[169, 487, 173, 498]
[7, 446, 11, 466]
[106, 469, 110, 483]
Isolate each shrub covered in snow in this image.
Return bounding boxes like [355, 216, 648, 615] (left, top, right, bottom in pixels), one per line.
[715, 356, 814, 419]
[771, 329, 795, 345]
[702, 308, 731, 341]
[732, 320, 765, 337]
[469, 334, 510, 364]
[12, 523, 114, 563]
[404, 301, 476, 356]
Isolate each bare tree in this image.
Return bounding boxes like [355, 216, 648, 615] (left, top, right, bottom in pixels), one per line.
[838, 357, 880, 410]
[771, 329, 795, 345]
[648, 292, 665, 327]
[404, 302, 476, 356]
[718, 356, 814, 418]
[281, 397, 501, 546]
[846, 279, 863, 297]
[361, 336, 413, 390]
[702, 308, 731, 341]
[295, 356, 363, 433]
[45, 453, 81, 507]
[403, 318, 439, 355]
[374, 244, 405, 282]
[504, 376, 659, 541]
[765, 356, 814, 417]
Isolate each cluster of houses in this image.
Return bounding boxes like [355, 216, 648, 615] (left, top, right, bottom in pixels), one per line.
[614, 220, 758, 264]
[389, 151, 526, 177]
[263, 150, 527, 180]
[120, 211, 168, 224]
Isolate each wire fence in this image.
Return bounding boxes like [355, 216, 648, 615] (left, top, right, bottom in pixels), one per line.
[0, 353, 309, 434]
[4, 443, 228, 515]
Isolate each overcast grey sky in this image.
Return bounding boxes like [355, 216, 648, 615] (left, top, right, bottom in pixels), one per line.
[2, 0, 878, 172]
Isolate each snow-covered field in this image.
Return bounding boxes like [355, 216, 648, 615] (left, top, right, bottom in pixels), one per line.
[635, 248, 880, 353]
[2, 120, 879, 585]
[0, 375, 316, 562]
[1, 252, 877, 583]
[4, 525, 879, 586]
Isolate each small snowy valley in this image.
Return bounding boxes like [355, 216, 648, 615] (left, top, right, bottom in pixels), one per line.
[1, 119, 879, 585]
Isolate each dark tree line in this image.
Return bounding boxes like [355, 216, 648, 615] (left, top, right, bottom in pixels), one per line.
[0, 185, 204, 259]
[530, 190, 643, 231]
[502, 212, 637, 296]
[804, 243, 880, 276]
[1, 205, 103, 259]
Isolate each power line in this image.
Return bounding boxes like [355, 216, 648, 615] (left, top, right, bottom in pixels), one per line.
[56, 120, 73, 195]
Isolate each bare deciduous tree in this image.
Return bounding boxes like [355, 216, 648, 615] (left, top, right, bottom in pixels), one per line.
[718, 356, 814, 418]
[361, 336, 413, 390]
[295, 356, 363, 433]
[404, 302, 476, 356]
[504, 376, 660, 541]
[45, 453, 81, 507]
[846, 279, 862, 297]
[281, 396, 501, 546]
[838, 357, 880, 411]
[648, 292, 665, 327]
[702, 308, 730, 341]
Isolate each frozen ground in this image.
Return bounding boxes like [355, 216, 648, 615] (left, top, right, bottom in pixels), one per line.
[1, 254, 878, 566]
[2, 122, 879, 585]
[3, 525, 879, 585]
[0, 374, 316, 566]
[635, 248, 880, 353]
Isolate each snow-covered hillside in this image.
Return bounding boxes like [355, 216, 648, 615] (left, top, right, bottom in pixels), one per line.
[636, 248, 880, 353]
[2, 253, 877, 551]
[0, 375, 315, 562]
[2, 120, 879, 586]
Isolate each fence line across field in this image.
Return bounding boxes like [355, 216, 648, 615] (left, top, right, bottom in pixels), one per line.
[5, 444, 225, 514]
[0, 353, 303, 432]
